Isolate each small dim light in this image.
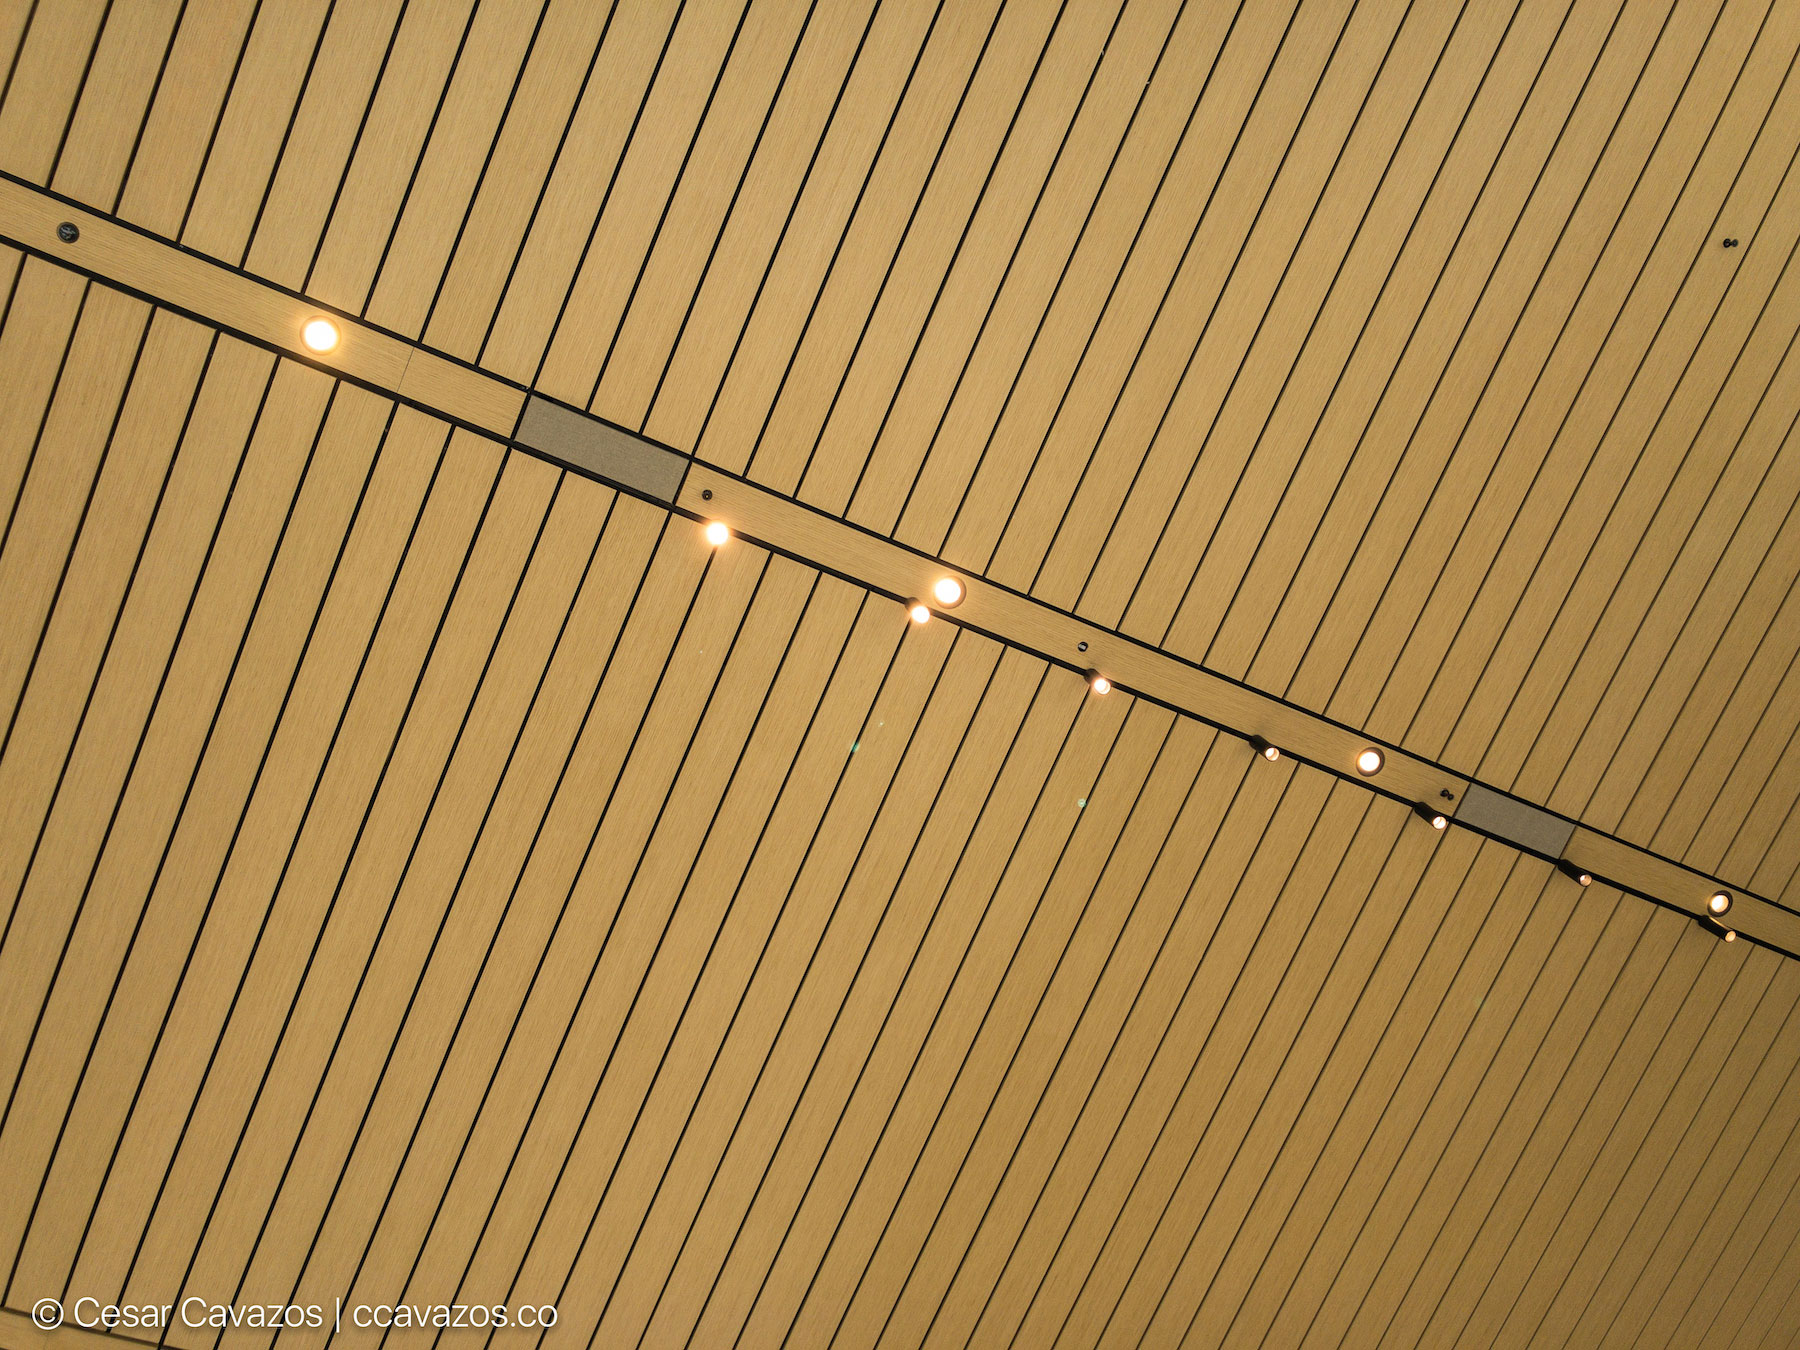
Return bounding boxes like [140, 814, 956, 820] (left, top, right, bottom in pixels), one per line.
[932, 576, 966, 607]
[1708, 890, 1732, 916]
[908, 601, 931, 624]
[704, 521, 730, 547]
[1557, 860, 1593, 886]
[1415, 802, 1448, 830]
[1088, 671, 1111, 696]
[1249, 735, 1280, 762]
[1356, 747, 1384, 776]
[301, 317, 340, 352]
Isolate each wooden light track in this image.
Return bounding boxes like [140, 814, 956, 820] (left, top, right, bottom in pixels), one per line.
[2, 170, 1792, 960]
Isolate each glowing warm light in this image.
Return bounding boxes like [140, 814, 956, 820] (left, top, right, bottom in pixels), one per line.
[1708, 890, 1732, 916]
[932, 576, 965, 607]
[1250, 735, 1280, 762]
[1431, 813, 1448, 830]
[1558, 860, 1593, 886]
[1723, 928, 1737, 942]
[1088, 672, 1111, 696]
[301, 317, 339, 352]
[908, 601, 931, 624]
[1356, 747, 1384, 775]
[704, 521, 730, 547]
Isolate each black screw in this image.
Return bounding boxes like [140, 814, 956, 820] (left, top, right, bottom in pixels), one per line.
[1077, 641, 1088, 652]
[1440, 789, 1456, 801]
[1723, 237, 1739, 248]
[701, 488, 713, 500]
[56, 222, 79, 243]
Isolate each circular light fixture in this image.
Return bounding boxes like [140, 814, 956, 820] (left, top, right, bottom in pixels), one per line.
[1415, 802, 1448, 830]
[704, 521, 730, 547]
[1557, 860, 1593, 886]
[931, 576, 965, 608]
[1249, 735, 1280, 762]
[1355, 747, 1384, 776]
[907, 601, 931, 624]
[1723, 927, 1737, 942]
[1708, 890, 1732, 916]
[1087, 671, 1111, 696]
[301, 317, 340, 353]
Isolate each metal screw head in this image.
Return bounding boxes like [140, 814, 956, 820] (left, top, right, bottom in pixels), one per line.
[1077, 640, 1088, 652]
[56, 222, 79, 243]
[701, 488, 713, 501]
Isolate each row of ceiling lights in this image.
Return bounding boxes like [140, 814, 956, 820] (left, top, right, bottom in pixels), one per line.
[719, 483, 1753, 943]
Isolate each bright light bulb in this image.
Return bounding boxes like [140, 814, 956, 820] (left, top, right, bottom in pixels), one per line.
[1356, 747, 1384, 775]
[932, 576, 965, 607]
[1262, 745, 1280, 761]
[301, 317, 339, 352]
[1431, 813, 1447, 830]
[908, 602, 930, 624]
[1088, 672, 1111, 696]
[704, 521, 730, 547]
[1708, 890, 1732, 916]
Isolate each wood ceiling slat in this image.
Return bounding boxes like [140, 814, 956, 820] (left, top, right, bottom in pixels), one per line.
[1616, 1001, 1800, 1347]
[6, 371, 397, 1306]
[239, 0, 408, 290]
[1057, 0, 1509, 635]
[1188, 0, 1766, 689]
[110, 0, 256, 237]
[522, 0, 753, 407]
[1466, 192, 1800, 807]
[823, 700, 1186, 1348]
[125, 448, 564, 1337]
[1357, 33, 1800, 773]
[299, 0, 477, 314]
[47, 0, 182, 209]
[1680, 638, 1800, 876]
[351, 0, 547, 338]
[1207, 844, 1529, 1347]
[0, 261, 84, 535]
[473, 0, 682, 385]
[1593, 418, 1800, 844]
[632, 0, 886, 453]
[82, 426, 508, 1314]
[0, 0, 107, 185]
[1426, 927, 1741, 1345]
[1542, 959, 1800, 1347]
[404, 542, 784, 1321]
[642, 634, 1019, 1347]
[179, 0, 333, 266]
[411, 0, 622, 362]
[574, 0, 827, 426]
[500, 563, 860, 1340]
[710, 675, 1128, 1348]
[865, 714, 1222, 1349]
[54, 404, 460, 1312]
[1021, 0, 1433, 619]
[594, 0, 880, 434]
[552, 593, 906, 1346]
[0, 345, 323, 1295]
[1273, 0, 1790, 723]
[822, 0, 1183, 540]
[688, 0, 993, 481]
[308, 515, 714, 1341]
[890, 0, 1238, 566]
[195, 473, 631, 1336]
[1101, 795, 1436, 1348]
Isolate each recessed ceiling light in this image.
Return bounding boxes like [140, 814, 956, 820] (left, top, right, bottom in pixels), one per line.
[704, 521, 730, 547]
[1249, 735, 1280, 761]
[1356, 747, 1384, 775]
[1087, 671, 1111, 696]
[932, 576, 965, 607]
[1708, 890, 1732, 916]
[1415, 802, 1448, 830]
[908, 601, 930, 624]
[301, 316, 340, 352]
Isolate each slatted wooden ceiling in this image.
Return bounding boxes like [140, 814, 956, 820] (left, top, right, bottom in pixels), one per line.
[2, 0, 1799, 1347]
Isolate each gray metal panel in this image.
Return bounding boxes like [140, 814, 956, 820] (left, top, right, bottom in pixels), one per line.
[514, 395, 687, 502]
[1454, 782, 1577, 859]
